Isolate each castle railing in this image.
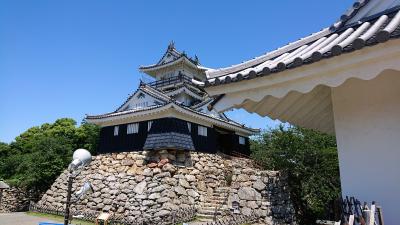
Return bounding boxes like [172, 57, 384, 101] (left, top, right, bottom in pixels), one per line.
[147, 74, 193, 88]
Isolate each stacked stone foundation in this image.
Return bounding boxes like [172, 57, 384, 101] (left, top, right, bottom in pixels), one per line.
[38, 150, 295, 224]
[0, 186, 31, 213]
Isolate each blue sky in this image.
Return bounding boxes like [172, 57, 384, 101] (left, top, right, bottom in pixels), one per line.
[0, 0, 353, 143]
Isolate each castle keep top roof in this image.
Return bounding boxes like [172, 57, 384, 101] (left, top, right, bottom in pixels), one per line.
[139, 42, 206, 76]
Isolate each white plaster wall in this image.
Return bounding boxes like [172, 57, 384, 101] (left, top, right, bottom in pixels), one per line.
[120, 91, 163, 111]
[331, 71, 400, 224]
[175, 92, 194, 106]
[153, 64, 206, 81]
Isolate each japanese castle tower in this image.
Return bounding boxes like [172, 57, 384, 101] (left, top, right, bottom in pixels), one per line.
[86, 42, 258, 156]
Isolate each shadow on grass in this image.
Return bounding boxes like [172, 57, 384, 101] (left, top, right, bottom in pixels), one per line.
[26, 212, 95, 225]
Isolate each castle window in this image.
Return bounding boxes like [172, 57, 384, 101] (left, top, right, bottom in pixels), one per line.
[198, 126, 207, 137]
[239, 136, 246, 145]
[133, 102, 148, 109]
[113, 126, 119, 136]
[147, 121, 153, 131]
[127, 123, 139, 134]
[185, 98, 191, 106]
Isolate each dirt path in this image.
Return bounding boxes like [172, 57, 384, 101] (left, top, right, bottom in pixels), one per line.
[0, 212, 59, 225]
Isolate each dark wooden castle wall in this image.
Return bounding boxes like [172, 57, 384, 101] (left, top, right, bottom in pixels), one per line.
[97, 117, 250, 156]
[98, 121, 148, 153]
[190, 123, 217, 154]
[232, 135, 250, 156]
[212, 126, 250, 156]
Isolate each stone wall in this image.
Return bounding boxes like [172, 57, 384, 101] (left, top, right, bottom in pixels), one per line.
[38, 150, 295, 224]
[0, 186, 31, 212]
[229, 170, 295, 224]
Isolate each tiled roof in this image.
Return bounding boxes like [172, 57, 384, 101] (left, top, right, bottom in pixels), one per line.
[333, 0, 400, 28]
[190, 97, 213, 109]
[88, 74, 258, 133]
[86, 104, 165, 119]
[114, 83, 171, 112]
[204, 2, 400, 87]
[180, 83, 205, 96]
[139, 56, 199, 71]
[156, 42, 182, 65]
[86, 102, 259, 134]
[139, 44, 202, 71]
[164, 84, 205, 100]
[179, 103, 255, 132]
[140, 84, 171, 102]
[143, 132, 195, 151]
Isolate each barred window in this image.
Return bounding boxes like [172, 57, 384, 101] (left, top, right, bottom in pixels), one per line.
[113, 126, 119, 136]
[198, 126, 207, 137]
[133, 102, 148, 109]
[127, 123, 139, 134]
[239, 136, 246, 145]
[148, 121, 153, 132]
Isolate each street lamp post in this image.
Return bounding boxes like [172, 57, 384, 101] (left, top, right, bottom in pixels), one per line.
[63, 149, 93, 225]
[64, 176, 74, 225]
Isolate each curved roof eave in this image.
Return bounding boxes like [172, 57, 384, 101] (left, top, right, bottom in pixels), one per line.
[139, 56, 206, 73]
[86, 102, 259, 135]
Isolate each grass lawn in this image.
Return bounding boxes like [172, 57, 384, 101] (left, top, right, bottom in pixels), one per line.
[26, 212, 95, 225]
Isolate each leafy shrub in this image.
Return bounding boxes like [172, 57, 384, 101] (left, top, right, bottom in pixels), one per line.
[250, 125, 341, 224]
[224, 171, 233, 186]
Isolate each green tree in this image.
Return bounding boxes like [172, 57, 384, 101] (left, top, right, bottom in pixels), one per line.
[75, 121, 101, 155]
[251, 125, 341, 224]
[0, 142, 11, 158]
[0, 118, 100, 198]
[15, 135, 74, 196]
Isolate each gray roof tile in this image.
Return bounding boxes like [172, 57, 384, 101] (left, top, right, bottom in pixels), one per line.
[143, 132, 195, 151]
[205, 2, 400, 87]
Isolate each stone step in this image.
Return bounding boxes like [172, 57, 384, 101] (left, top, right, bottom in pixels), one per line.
[207, 199, 224, 204]
[211, 193, 227, 196]
[197, 218, 214, 222]
[213, 189, 229, 192]
[206, 202, 225, 206]
[205, 202, 225, 206]
[201, 202, 219, 207]
[198, 209, 223, 215]
[208, 195, 227, 199]
[200, 206, 229, 211]
[196, 213, 215, 220]
[207, 198, 226, 202]
[198, 187, 231, 222]
[200, 202, 216, 206]
[212, 191, 227, 194]
[216, 187, 230, 190]
[209, 197, 225, 200]
[214, 188, 230, 191]
[208, 194, 225, 197]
